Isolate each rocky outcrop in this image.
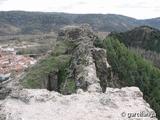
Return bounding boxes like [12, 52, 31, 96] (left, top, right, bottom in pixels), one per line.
[0, 73, 23, 100]
[57, 24, 113, 93]
[0, 87, 157, 120]
[92, 48, 111, 92]
[0, 87, 11, 100]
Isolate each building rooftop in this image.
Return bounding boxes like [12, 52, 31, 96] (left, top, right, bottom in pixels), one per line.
[0, 47, 37, 76]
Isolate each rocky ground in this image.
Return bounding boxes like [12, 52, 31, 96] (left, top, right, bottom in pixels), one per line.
[0, 87, 157, 120]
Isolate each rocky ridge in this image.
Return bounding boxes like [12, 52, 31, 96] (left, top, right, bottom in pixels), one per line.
[0, 25, 158, 120]
[57, 24, 116, 93]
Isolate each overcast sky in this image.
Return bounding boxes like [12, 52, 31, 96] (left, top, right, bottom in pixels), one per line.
[0, 0, 159, 19]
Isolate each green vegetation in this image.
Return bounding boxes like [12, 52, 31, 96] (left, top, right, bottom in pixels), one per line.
[104, 37, 160, 119]
[58, 60, 76, 94]
[21, 41, 75, 92]
[111, 26, 160, 53]
[93, 37, 104, 48]
[130, 47, 160, 69]
[22, 54, 71, 88]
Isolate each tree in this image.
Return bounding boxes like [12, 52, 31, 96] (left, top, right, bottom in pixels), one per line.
[104, 37, 160, 119]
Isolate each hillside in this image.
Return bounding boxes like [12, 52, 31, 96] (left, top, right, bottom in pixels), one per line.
[111, 26, 160, 53]
[143, 18, 160, 30]
[108, 27, 160, 118]
[0, 11, 159, 35]
[104, 37, 160, 118]
[0, 22, 20, 35]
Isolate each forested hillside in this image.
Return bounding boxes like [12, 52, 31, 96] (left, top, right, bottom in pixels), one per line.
[104, 37, 160, 119]
[111, 26, 160, 53]
[0, 11, 159, 35]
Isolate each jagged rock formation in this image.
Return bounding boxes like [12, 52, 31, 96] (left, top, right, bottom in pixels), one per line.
[0, 87, 157, 120]
[92, 48, 112, 92]
[56, 24, 116, 94]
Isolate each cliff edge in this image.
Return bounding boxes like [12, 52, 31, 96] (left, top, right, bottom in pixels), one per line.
[0, 87, 157, 120]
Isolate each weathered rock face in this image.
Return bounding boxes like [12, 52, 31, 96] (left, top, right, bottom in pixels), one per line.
[58, 24, 95, 42]
[92, 48, 110, 92]
[0, 87, 157, 120]
[0, 74, 23, 100]
[0, 87, 11, 100]
[57, 24, 112, 93]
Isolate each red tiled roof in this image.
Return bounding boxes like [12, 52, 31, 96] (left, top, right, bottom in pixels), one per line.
[0, 49, 36, 75]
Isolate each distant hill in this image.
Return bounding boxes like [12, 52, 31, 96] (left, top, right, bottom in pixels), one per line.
[0, 11, 159, 35]
[0, 22, 20, 35]
[143, 18, 160, 30]
[111, 26, 160, 53]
